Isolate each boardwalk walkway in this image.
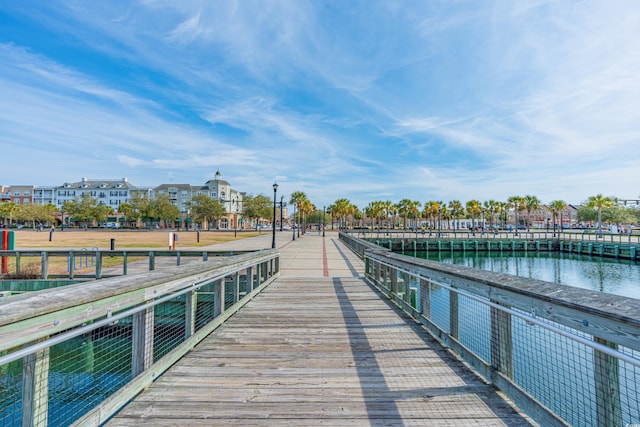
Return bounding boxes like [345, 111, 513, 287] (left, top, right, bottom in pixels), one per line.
[106, 231, 536, 426]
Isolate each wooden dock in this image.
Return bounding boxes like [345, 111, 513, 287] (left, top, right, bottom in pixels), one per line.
[107, 254, 537, 426]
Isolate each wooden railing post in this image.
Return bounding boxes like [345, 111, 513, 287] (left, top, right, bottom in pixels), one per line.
[96, 251, 103, 279]
[233, 272, 240, 304]
[68, 250, 74, 280]
[390, 267, 398, 295]
[185, 290, 196, 338]
[132, 307, 154, 377]
[40, 251, 48, 279]
[594, 337, 622, 427]
[22, 343, 50, 426]
[246, 266, 253, 290]
[490, 303, 513, 378]
[213, 279, 224, 318]
[449, 288, 459, 339]
[403, 272, 411, 305]
[419, 278, 430, 318]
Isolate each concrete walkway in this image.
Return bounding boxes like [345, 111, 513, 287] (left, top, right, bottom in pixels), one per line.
[197, 229, 364, 278]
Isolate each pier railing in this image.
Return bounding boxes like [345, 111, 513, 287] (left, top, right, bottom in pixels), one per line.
[0, 249, 279, 426]
[0, 249, 253, 281]
[341, 232, 640, 427]
[349, 228, 640, 244]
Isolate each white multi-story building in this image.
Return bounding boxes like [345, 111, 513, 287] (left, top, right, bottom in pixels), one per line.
[55, 177, 137, 211]
[33, 186, 56, 205]
[154, 171, 245, 229]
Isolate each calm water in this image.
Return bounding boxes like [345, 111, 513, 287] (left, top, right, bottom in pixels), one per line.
[410, 251, 640, 300]
[405, 250, 640, 426]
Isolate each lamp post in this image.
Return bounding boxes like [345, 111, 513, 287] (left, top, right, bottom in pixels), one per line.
[272, 182, 278, 248]
[280, 195, 284, 232]
[323, 206, 326, 237]
[292, 201, 296, 241]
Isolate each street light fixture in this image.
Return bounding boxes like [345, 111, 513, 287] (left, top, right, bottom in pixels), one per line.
[292, 202, 296, 241]
[280, 195, 284, 232]
[323, 206, 326, 237]
[272, 182, 278, 249]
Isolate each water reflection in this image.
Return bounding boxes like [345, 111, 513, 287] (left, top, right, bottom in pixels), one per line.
[412, 251, 640, 300]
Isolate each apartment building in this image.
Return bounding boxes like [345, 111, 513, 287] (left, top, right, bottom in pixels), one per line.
[154, 171, 245, 229]
[8, 185, 35, 205]
[55, 177, 138, 211]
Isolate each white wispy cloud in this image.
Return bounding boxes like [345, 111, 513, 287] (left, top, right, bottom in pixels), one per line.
[2, 0, 640, 208]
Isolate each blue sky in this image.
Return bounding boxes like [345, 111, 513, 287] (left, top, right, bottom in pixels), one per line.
[1, 1, 639, 209]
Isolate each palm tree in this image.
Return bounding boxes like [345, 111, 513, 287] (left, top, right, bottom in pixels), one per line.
[548, 200, 567, 237]
[448, 200, 463, 231]
[408, 200, 422, 231]
[586, 194, 615, 237]
[331, 198, 351, 228]
[396, 199, 413, 230]
[496, 201, 510, 229]
[289, 191, 307, 236]
[381, 200, 393, 230]
[507, 196, 526, 235]
[423, 200, 441, 231]
[465, 199, 482, 234]
[484, 200, 498, 229]
[523, 195, 541, 231]
[440, 205, 451, 230]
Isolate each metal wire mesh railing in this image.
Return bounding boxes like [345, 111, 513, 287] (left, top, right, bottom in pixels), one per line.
[0, 250, 278, 426]
[362, 247, 640, 427]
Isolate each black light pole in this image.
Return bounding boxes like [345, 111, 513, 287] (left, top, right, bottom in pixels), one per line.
[280, 195, 284, 232]
[272, 182, 278, 249]
[292, 202, 296, 241]
[323, 206, 326, 237]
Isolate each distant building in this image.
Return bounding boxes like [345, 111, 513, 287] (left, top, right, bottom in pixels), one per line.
[154, 170, 245, 229]
[0, 186, 10, 203]
[33, 186, 56, 206]
[55, 177, 137, 211]
[8, 185, 35, 205]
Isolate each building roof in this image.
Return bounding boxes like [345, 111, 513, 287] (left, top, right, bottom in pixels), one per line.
[60, 177, 136, 190]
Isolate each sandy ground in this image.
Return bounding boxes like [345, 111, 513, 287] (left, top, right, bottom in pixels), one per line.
[1, 229, 262, 277]
[5, 229, 260, 249]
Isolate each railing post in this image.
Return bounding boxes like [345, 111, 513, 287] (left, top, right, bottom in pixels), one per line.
[390, 266, 398, 295]
[419, 278, 431, 318]
[123, 252, 128, 275]
[233, 272, 240, 304]
[594, 337, 622, 427]
[132, 307, 154, 377]
[22, 343, 50, 426]
[185, 290, 196, 338]
[246, 266, 253, 290]
[40, 251, 48, 279]
[213, 279, 224, 317]
[449, 288, 459, 339]
[68, 250, 74, 280]
[176, 252, 181, 266]
[403, 272, 411, 305]
[149, 251, 155, 271]
[490, 304, 513, 378]
[96, 251, 103, 279]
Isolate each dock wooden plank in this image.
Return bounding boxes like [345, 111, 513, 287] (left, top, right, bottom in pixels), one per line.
[107, 276, 537, 426]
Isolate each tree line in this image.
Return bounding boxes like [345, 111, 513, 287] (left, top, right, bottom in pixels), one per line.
[0, 192, 282, 230]
[2, 191, 638, 236]
[324, 194, 640, 234]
